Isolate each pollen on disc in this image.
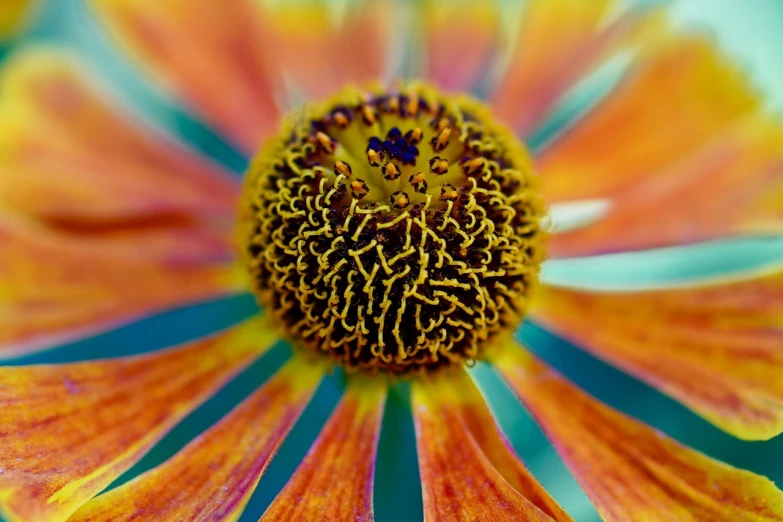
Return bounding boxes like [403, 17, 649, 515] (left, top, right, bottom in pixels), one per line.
[239, 83, 547, 375]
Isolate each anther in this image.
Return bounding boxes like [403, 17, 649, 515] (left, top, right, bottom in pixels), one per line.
[461, 157, 485, 176]
[407, 93, 420, 116]
[435, 117, 450, 132]
[367, 149, 383, 167]
[387, 96, 400, 113]
[409, 172, 428, 194]
[335, 160, 352, 176]
[351, 179, 370, 200]
[361, 104, 377, 125]
[429, 157, 450, 175]
[316, 131, 335, 154]
[390, 190, 410, 209]
[405, 127, 423, 145]
[382, 162, 400, 181]
[440, 183, 459, 201]
[432, 127, 452, 153]
[333, 111, 350, 129]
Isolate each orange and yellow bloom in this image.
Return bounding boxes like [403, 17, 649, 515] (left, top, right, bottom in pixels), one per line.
[1, 1, 783, 521]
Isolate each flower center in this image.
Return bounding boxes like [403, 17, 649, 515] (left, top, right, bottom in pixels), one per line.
[239, 84, 546, 375]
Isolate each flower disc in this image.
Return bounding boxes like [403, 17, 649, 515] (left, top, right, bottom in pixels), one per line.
[240, 84, 546, 374]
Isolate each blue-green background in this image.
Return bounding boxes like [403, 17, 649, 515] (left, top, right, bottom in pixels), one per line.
[3, 1, 783, 520]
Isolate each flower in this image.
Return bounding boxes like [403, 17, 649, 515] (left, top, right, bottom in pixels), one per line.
[1, 1, 782, 521]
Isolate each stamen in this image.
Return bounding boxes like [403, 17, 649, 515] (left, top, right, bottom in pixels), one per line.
[434, 117, 450, 133]
[429, 157, 449, 175]
[361, 104, 377, 125]
[408, 171, 428, 194]
[407, 92, 420, 116]
[388, 96, 400, 113]
[367, 149, 383, 167]
[335, 160, 352, 176]
[406, 127, 423, 145]
[432, 127, 452, 153]
[315, 131, 335, 154]
[382, 162, 400, 181]
[461, 157, 485, 176]
[333, 111, 350, 128]
[351, 179, 370, 200]
[390, 190, 410, 209]
[440, 184, 459, 201]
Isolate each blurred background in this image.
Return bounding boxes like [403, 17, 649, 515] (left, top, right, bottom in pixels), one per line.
[2, 1, 782, 521]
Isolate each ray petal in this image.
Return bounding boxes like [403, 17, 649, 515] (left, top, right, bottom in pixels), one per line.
[547, 115, 783, 256]
[0, 47, 239, 226]
[70, 358, 321, 522]
[451, 370, 572, 521]
[537, 36, 760, 204]
[0, 318, 278, 522]
[260, 0, 391, 101]
[0, 215, 244, 358]
[491, 0, 657, 135]
[260, 378, 387, 521]
[412, 373, 559, 522]
[530, 270, 783, 440]
[494, 344, 783, 521]
[421, 0, 500, 92]
[89, 0, 280, 153]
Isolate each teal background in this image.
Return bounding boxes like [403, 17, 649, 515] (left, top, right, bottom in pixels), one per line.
[2, 1, 783, 520]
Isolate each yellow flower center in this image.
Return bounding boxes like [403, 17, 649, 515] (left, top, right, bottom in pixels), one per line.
[239, 84, 546, 375]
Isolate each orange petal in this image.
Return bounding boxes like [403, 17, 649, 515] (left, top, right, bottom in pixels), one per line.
[537, 36, 760, 204]
[422, 0, 500, 92]
[412, 371, 561, 521]
[0, 215, 244, 358]
[444, 370, 572, 520]
[531, 270, 783, 440]
[261, 378, 387, 521]
[491, 0, 657, 135]
[548, 116, 783, 256]
[494, 345, 783, 521]
[90, 0, 280, 153]
[45, 217, 236, 265]
[0, 318, 277, 522]
[261, 0, 391, 101]
[70, 358, 321, 522]
[0, 48, 239, 225]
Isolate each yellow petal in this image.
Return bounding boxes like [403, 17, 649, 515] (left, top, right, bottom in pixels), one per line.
[531, 271, 783, 440]
[261, 378, 387, 521]
[70, 358, 321, 522]
[0, 318, 277, 522]
[494, 344, 783, 521]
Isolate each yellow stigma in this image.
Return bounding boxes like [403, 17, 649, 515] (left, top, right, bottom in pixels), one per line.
[239, 84, 547, 375]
